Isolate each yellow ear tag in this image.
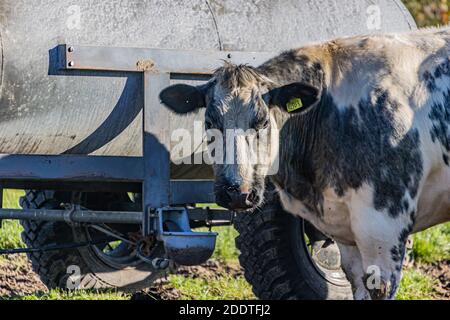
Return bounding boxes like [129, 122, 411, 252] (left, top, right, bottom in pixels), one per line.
[286, 98, 303, 113]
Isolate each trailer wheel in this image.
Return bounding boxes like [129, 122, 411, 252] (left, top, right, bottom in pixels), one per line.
[19, 190, 164, 291]
[234, 194, 353, 300]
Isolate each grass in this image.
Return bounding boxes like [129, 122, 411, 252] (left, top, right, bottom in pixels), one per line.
[0, 220, 24, 250]
[412, 223, 450, 263]
[0, 190, 448, 300]
[7, 289, 131, 301]
[211, 227, 240, 262]
[2, 189, 25, 209]
[397, 269, 438, 300]
[169, 275, 255, 300]
[0, 190, 25, 261]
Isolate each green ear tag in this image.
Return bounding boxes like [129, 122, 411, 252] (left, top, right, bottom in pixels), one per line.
[286, 98, 303, 113]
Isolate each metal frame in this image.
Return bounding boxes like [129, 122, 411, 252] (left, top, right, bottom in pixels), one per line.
[0, 44, 273, 236]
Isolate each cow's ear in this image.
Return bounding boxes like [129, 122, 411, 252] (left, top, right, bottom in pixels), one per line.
[160, 84, 207, 114]
[263, 83, 321, 114]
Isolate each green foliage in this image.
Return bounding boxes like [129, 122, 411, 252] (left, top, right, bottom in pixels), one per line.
[412, 223, 450, 263]
[169, 275, 255, 300]
[402, 0, 449, 27]
[397, 269, 438, 300]
[0, 190, 25, 253]
[5, 289, 131, 301]
[211, 226, 240, 262]
[0, 220, 24, 250]
[3, 190, 24, 209]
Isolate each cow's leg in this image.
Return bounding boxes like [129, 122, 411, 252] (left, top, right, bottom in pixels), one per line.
[350, 199, 414, 300]
[338, 243, 370, 300]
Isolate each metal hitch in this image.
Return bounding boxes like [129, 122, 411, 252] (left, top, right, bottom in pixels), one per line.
[155, 207, 217, 266]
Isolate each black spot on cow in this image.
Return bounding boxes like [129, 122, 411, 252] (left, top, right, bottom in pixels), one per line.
[390, 216, 415, 265]
[444, 154, 450, 166]
[424, 57, 450, 92]
[428, 91, 450, 167]
[423, 71, 437, 91]
[423, 59, 450, 166]
[433, 57, 450, 80]
[402, 200, 410, 213]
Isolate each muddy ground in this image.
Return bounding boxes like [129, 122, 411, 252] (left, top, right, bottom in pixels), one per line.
[0, 255, 448, 300]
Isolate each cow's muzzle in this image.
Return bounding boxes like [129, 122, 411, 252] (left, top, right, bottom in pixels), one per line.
[220, 186, 259, 211]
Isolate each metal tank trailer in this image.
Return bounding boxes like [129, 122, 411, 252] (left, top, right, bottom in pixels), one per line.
[0, 0, 416, 299]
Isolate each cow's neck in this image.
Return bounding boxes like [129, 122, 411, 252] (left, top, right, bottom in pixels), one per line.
[259, 50, 330, 215]
[270, 97, 331, 216]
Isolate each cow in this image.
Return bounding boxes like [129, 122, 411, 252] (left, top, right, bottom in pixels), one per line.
[160, 27, 450, 300]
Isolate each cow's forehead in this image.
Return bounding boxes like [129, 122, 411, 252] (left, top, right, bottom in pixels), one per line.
[205, 64, 270, 125]
[213, 63, 272, 92]
[207, 89, 260, 130]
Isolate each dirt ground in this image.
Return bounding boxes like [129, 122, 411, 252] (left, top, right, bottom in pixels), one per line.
[0, 255, 47, 297]
[0, 255, 448, 300]
[0, 255, 244, 299]
[418, 261, 450, 299]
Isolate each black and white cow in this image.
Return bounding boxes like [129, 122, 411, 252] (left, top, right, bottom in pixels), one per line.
[160, 27, 450, 300]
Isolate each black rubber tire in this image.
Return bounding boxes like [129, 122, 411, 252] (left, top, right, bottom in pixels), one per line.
[234, 194, 353, 300]
[19, 190, 164, 291]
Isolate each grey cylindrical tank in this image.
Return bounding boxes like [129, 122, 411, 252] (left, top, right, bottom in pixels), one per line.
[0, 0, 416, 178]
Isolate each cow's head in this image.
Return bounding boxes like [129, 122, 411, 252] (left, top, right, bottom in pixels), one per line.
[160, 63, 321, 211]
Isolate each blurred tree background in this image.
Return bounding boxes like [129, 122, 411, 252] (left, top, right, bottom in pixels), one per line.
[403, 0, 449, 27]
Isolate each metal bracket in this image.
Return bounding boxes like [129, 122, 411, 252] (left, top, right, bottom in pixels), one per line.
[155, 207, 217, 266]
[63, 45, 274, 73]
[60, 45, 271, 237]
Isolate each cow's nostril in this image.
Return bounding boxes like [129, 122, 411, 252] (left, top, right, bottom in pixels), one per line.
[223, 186, 251, 210]
[227, 185, 239, 191]
[247, 190, 259, 204]
[226, 185, 241, 195]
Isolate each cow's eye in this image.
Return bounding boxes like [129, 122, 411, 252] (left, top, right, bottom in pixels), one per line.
[253, 119, 269, 131]
[256, 119, 269, 131]
[205, 120, 213, 130]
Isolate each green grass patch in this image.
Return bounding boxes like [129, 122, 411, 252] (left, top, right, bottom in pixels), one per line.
[3, 189, 24, 209]
[212, 226, 240, 262]
[169, 274, 255, 300]
[5, 289, 131, 301]
[0, 220, 24, 250]
[397, 269, 438, 300]
[412, 223, 450, 263]
[0, 190, 26, 255]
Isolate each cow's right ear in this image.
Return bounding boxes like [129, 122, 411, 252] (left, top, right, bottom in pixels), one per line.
[160, 84, 207, 114]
